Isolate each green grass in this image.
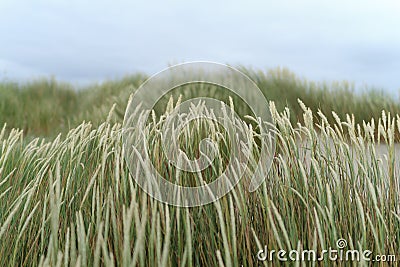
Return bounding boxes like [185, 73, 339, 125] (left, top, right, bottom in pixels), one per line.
[1, 67, 399, 137]
[0, 74, 145, 136]
[0, 68, 399, 266]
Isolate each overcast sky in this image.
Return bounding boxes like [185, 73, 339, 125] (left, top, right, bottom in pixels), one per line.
[1, 0, 399, 93]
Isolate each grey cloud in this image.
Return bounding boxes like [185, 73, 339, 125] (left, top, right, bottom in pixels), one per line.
[0, 0, 399, 93]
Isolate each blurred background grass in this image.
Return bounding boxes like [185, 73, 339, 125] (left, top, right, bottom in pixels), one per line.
[1, 67, 398, 137]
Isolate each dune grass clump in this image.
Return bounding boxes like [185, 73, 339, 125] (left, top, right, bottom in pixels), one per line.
[1, 68, 399, 137]
[0, 97, 399, 265]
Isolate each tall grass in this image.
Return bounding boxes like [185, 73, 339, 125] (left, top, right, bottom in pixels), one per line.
[1, 68, 399, 137]
[0, 74, 145, 136]
[0, 94, 399, 265]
